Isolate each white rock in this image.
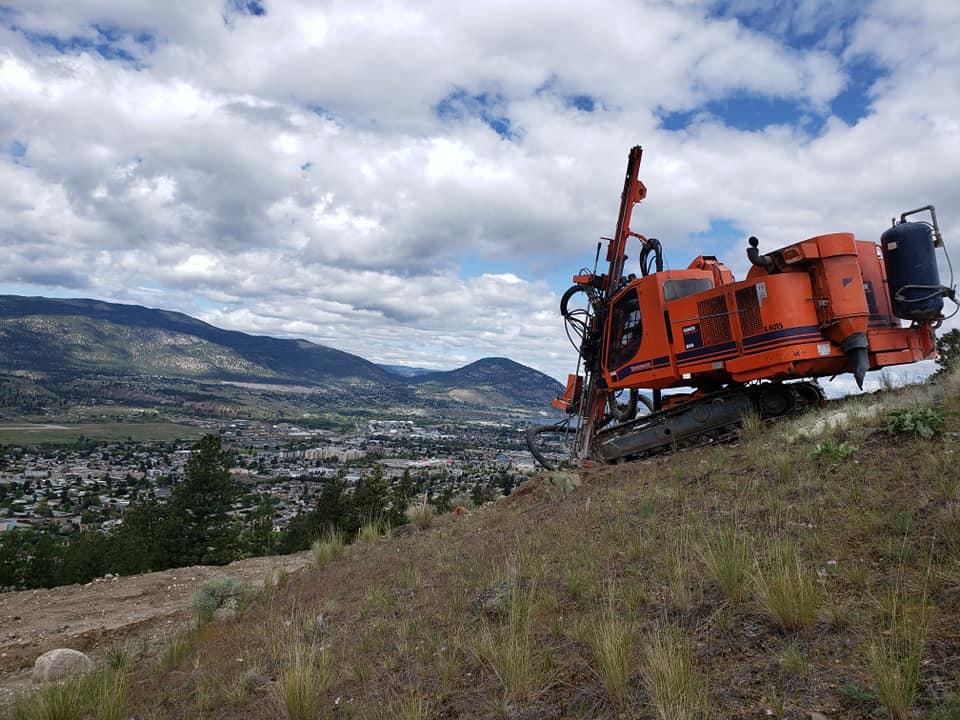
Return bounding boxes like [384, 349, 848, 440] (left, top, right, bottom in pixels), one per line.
[32, 648, 95, 684]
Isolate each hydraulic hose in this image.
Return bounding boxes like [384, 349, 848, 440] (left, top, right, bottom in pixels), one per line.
[526, 422, 577, 471]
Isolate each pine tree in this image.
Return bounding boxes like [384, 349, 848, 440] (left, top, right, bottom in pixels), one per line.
[387, 469, 417, 526]
[241, 496, 277, 557]
[934, 329, 960, 378]
[166, 434, 241, 566]
[471, 481, 485, 508]
[352, 464, 389, 528]
[110, 494, 168, 573]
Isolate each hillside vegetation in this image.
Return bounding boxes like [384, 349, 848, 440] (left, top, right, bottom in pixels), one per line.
[6, 374, 960, 719]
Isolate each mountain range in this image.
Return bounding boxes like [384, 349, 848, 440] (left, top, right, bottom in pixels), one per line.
[0, 295, 562, 415]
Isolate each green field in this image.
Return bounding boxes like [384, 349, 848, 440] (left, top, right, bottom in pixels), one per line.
[0, 422, 206, 446]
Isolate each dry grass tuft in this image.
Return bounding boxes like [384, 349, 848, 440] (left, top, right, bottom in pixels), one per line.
[865, 585, 929, 720]
[477, 578, 548, 707]
[406, 501, 434, 529]
[311, 528, 346, 567]
[277, 642, 331, 720]
[753, 541, 821, 631]
[699, 524, 752, 604]
[587, 586, 635, 705]
[641, 623, 708, 720]
[356, 516, 384, 545]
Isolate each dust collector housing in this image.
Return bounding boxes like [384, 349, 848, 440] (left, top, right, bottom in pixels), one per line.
[880, 221, 944, 321]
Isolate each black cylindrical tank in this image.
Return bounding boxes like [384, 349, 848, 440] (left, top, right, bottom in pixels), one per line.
[880, 221, 943, 321]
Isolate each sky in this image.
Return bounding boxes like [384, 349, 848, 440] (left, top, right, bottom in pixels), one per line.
[1, 0, 958, 388]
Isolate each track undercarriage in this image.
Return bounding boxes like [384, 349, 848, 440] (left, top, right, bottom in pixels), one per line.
[527, 381, 824, 470]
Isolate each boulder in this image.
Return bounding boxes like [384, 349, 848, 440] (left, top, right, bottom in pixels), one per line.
[547, 471, 581, 497]
[32, 648, 95, 684]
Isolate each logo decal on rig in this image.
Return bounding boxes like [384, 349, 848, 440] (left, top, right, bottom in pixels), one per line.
[682, 323, 703, 350]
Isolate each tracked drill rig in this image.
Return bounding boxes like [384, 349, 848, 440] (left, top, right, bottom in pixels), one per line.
[528, 146, 956, 469]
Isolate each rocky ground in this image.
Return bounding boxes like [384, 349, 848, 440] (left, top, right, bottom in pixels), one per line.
[0, 551, 310, 705]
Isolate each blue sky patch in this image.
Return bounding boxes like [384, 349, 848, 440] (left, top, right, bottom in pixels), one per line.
[21, 29, 135, 62]
[12, 20, 156, 65]
[567, 94, 596, 112]
[308, 105, 341, 126]
[10, 139, 26, 159]
[223, 0, 267, 25]
[831, 58, 882, 125]
[660, 94, 826, 135]
[436, 88, 519, 140]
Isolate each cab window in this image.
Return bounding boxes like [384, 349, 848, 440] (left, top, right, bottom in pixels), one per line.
[607, 290, 642, 369]
[663, 278, 713, 302]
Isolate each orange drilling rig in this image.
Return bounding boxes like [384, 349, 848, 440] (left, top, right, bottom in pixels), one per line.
[528, 146, 956, 468]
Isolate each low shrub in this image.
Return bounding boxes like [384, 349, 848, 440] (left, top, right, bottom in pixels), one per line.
[191, 575, 249, 623]
[887, 407, 946, 439]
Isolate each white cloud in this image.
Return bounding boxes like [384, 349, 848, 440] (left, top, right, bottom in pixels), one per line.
[0, 0, 957, 386]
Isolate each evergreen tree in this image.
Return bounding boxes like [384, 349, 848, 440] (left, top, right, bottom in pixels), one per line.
[58, 530, 109, 585]
[387, 469, 417, 526]
[352, 464, 389, 527]
[110, 494, 168, 573]
[429, 485, 454, 513]
[241, 496, 277, 557]
[0, 529, 61, 589]
[471, 481, 485, 508]
[934, 329, 960, 378]
[166, 435, 241, 566]
[313, 475, 350, 535]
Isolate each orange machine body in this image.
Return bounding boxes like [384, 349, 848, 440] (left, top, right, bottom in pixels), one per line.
[554, 233, 936, 411]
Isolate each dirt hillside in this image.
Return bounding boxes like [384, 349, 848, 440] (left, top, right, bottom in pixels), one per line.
[0, 552, 310, 703]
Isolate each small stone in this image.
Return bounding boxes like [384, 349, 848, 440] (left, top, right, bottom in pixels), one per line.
[213, 596, 240, 621]
[32, 649, 95, 684]
[313, 613, 329, 640]
[471, 578, 530, 618]
[243, 668, 268, 691]
[809, 712, 829, 720]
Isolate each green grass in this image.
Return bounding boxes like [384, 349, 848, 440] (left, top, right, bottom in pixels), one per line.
[277, 642, 331, 720]
[699, 524, 752, 604]
[0, 421, 204, 445]
[865, 585, 929, 720]
[587, 588, 635, 705]
[310, 529, 346, 567]
[642, 623, 708, 720]
[779, 639, 809, 677]
[7, 665, 129, 720]
[159, 630, 197, 671]
[753, 541, 821, 631]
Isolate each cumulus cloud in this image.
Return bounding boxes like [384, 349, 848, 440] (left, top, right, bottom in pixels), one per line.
[0, 0, 958, 383]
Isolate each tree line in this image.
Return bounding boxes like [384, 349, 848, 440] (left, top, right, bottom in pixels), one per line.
[0, 434, 508, 590]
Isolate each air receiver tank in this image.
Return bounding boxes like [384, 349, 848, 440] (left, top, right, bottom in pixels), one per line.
[880, 221, 944, 321]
